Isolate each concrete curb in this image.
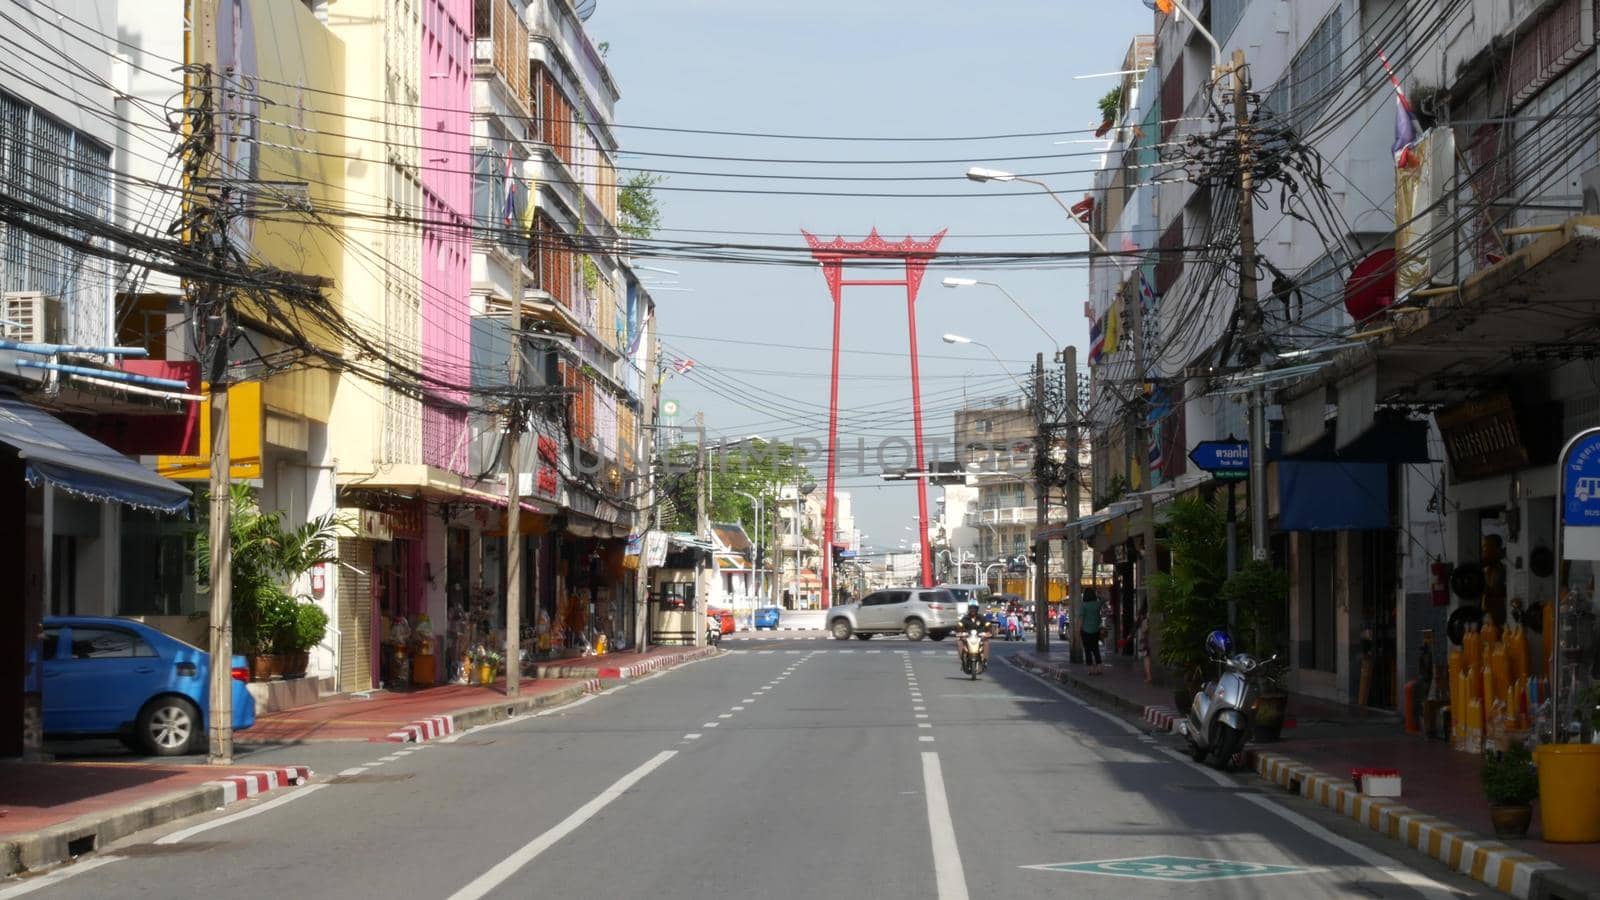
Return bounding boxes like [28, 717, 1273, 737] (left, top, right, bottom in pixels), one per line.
[385, 648, 719, 744]
[0, 765, 314, 877]
[1251, 751, 1600, 900]
[533, 646, 722, 681]
[1012, 651, 1600, 900]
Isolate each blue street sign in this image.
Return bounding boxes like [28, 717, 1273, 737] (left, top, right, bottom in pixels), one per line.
[1022, 855, 1306, 883]
[839, 550, 858, 559]
[1562, 430, 1600, 526]
[1188, 440, 1249, 479]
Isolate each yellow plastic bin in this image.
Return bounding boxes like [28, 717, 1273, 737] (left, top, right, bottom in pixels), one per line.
[1534, 743, 1600, 843]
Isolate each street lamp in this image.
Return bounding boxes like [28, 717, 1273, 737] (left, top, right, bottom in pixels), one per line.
[966, 167, 1118, 259]
[942, 333, 1030, 396]
[942, 277, 1061, 361]
[792, 479, 816, 609]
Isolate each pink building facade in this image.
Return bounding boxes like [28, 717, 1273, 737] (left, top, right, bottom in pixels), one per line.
[420, 0, 473, 473]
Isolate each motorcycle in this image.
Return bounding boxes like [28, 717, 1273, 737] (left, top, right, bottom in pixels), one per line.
[1178, 630, 1276, 770]
[958, 628, 988, 680]
[705, 617, 722, 647]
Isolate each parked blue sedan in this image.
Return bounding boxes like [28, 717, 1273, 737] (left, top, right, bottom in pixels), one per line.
[37, 616, 255, 756]
[753, 606, 781, 630]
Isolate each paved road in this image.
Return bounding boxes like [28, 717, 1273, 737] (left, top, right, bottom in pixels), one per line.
[4, 639, 1486, 899]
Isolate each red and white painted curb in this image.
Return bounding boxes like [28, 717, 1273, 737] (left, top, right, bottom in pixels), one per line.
[1143, 705, 1179, 733]
[205, 765, 312, 805]
[614, 647, 720, 679]
[382, 714, 455, 743]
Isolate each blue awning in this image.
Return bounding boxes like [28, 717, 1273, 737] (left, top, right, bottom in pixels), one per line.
[1278, 461, 1388, 532]
[0, 394, 191, 514]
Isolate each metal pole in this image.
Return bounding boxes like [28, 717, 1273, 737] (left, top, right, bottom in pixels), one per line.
[205, 308, 234, 764]
[1033, 352, 1050, 653]
[1065, 346, 1083, 664]
[907, 286, 934, 588]
[504, 246, 525, 695]
[822, 295, 842, 608]
[1250, 385, 1268, 561]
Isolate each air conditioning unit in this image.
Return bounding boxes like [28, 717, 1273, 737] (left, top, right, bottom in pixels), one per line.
[1582, 164, 1600, 215]
[2, 292, 64, 344]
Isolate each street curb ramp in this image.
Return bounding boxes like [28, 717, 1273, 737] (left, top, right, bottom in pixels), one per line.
[0, 765, 311, 877]
[1010, 651, 1600, 900]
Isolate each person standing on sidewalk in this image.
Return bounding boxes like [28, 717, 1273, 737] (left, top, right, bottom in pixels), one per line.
[1080, 588, 1104, 674]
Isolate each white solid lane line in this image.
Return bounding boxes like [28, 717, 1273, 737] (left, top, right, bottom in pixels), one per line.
[921, 752, 969, 900]
[156, 784, 331, 845]
[448, 750, 677, 900]
[0, 859, 118, 898]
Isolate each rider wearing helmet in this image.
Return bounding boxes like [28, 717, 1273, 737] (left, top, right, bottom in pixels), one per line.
[958, 601, 991, 665]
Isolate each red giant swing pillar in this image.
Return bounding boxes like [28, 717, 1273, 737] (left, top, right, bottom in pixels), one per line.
[802, 229, 947, 603]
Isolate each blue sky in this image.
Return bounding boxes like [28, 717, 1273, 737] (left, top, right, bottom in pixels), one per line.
[590, 1, 1153, 551]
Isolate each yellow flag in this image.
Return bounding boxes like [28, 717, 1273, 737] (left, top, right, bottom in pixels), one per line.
[520, 176, 538, 235]
[1104, 303, 1120, 356]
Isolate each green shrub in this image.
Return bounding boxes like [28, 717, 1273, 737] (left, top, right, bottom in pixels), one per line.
[1481, 744, 1538, 806]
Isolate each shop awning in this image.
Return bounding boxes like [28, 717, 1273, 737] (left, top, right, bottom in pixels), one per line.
[1278, 461, 1389, 531]
[1277, 215, 1600, 409]
[0, 394, 191, 513]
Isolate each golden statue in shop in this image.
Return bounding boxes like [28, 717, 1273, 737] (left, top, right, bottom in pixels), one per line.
[1483, 534, 1508, 628]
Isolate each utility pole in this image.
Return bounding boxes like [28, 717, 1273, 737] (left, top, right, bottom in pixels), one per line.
[1231, 47, 1269, 563]
[181, 44, 235, 765]
[694, 411, 707, 646]
[1065, 346, 1083, 665]
[1033, 352, 1050, 653]
[504, 242, 525, 696]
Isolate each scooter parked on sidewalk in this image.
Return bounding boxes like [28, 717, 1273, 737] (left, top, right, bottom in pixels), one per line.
[958, 627, 988, 680]
[1178, 630, 1276, 770]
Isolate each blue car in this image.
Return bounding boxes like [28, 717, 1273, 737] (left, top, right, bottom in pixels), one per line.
[37, 616, 255, 756]
[753, 606, 781, 630]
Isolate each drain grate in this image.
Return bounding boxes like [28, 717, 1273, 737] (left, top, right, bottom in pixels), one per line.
[327, 772, 414, 785]
[113, 841, 227, 857]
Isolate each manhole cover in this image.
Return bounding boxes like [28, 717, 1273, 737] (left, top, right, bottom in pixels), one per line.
[327, 773, 414, 785]
[114, 841, 227, 857]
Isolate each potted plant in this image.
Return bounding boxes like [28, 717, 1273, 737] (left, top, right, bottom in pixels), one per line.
[197, 485, 341, 682]
[1095, 85, 1123, 135]
[1221, 559, 1292, 741]
[1481, 743, 1538, 838]
[1148, 496, 1230, 710]
[280, 602, 329, 679]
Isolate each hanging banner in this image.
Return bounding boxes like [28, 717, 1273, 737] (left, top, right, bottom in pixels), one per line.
[644, 531, 669, 568]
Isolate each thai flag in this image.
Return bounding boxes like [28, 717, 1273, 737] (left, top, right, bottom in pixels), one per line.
[1380, 49, 1422, 169]
[672, 357, 695, 375]
[1088, 316, 1105, 364]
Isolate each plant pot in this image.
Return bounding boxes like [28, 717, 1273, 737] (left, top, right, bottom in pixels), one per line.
[268, 655, 287, 679]
[476, 663, 494, 686]
[1489, 803, 1533, 839]
[1253, 693, 1289, 742]
[282, 651, 310, 679]
[247, 654, 274, 682]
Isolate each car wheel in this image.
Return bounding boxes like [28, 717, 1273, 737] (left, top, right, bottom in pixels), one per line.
[929, 630, 949, 641]
[854, 633, 874, 641]
[905, 619, 927, 642]
[138, 696, 200, 756]
[830, 619, 852, 640]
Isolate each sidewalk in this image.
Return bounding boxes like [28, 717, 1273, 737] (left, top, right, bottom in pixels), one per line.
[0, 760, 310, 875]
[246, 644, 720, 744]
[1012, 648, 1600, 900]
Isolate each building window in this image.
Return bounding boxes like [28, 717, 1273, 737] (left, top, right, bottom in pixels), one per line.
[119, 507, 199, 616]
[1287, 8, 1344, 128]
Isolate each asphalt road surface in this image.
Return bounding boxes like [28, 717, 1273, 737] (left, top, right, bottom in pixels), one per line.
[4, 639, 1488, 900]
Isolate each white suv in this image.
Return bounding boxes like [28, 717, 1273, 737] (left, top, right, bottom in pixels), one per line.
[825, 588, 962, 641]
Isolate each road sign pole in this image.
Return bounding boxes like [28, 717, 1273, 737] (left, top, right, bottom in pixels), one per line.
[1226, 481, 1238, 624]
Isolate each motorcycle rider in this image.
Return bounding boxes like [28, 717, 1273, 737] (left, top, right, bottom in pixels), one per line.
[958, 601, 991, 666]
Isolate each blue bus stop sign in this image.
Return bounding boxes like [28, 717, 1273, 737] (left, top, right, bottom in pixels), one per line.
[1563, 430, 1600, 526]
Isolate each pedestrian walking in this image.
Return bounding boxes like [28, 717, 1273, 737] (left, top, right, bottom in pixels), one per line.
[1080, 588, 1104, 674]
[1136, 604, 1152, 683]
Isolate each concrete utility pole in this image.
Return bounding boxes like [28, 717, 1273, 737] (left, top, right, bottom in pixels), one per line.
[1033, 352, 1050, 653]
[1231, 48, 1269, 563]
[184, 49, 235, 766]
[1065, 346, 1083, 664]
[694, 412, 707, 646]
[504, 245, 525, 696]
